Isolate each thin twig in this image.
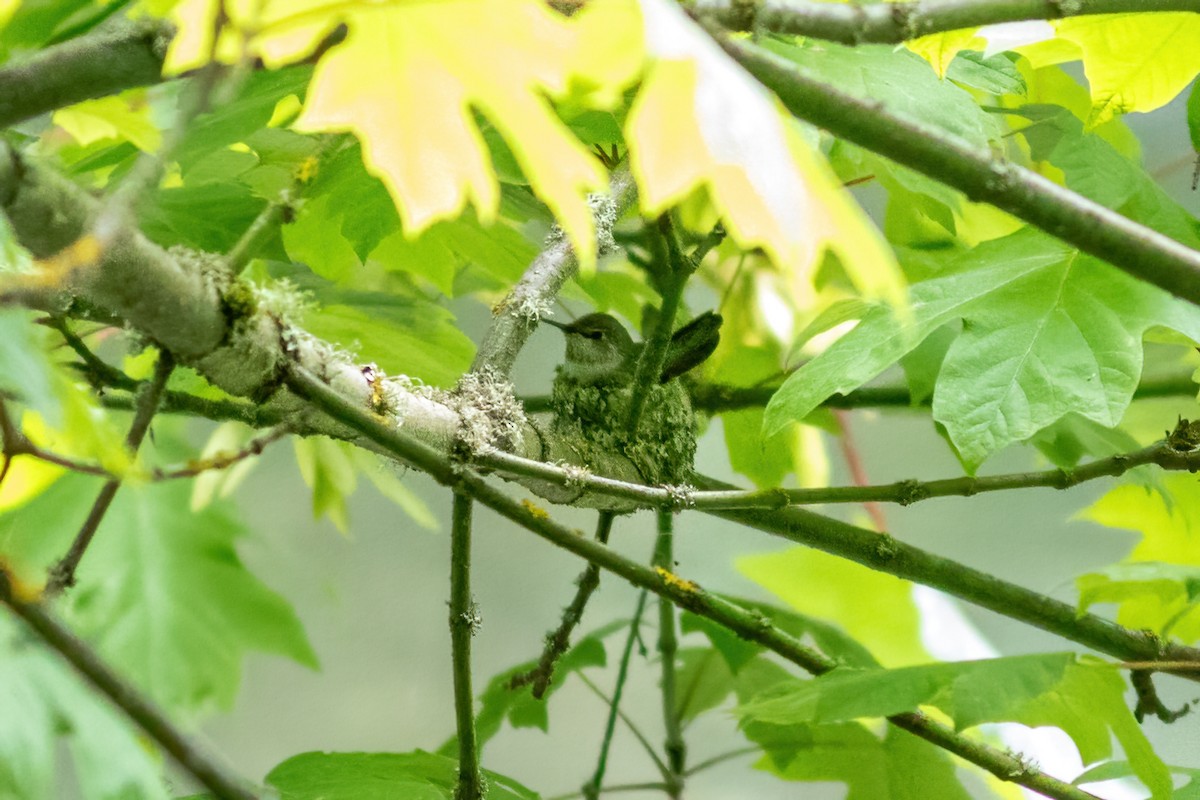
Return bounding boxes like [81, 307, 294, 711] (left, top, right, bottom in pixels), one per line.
[683, 746, 761, 776]
[508, 511, 615, 698]
[153, 426, 289, 480]
[46, 350, 175, 594]
[449, 491, 484, 800]
[1131, 669, 1191, 724]
[525, 373, 1200, 414]
[0, 567, 258, 800]
[576, 671, 673, 782]
[654, 510, 686, 797]
[478, 433, 1200, 513]
[583, 590, 650, 800]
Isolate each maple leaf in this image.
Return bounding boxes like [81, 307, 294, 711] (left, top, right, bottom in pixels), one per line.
[627, 0, 904, 306]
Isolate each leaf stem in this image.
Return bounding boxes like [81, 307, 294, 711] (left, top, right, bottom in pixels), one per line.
[449, 491, 484, 800]
[584, 589, 649, 800]
[654, 510, 686, 797]
[47, 349, 174, 595]
[0, 567, 259, 800]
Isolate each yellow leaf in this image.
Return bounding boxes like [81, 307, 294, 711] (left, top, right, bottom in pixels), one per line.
[906, 29, 984, 78]
[290, 0, 641, 270]
[628, 0, 904, 306]
[1055, 13, 1200, 127]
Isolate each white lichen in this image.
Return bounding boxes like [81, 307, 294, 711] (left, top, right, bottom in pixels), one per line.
[446, 368, 526, 456]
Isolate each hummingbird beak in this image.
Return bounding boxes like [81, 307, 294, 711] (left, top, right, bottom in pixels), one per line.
[541, 318, 571, 332]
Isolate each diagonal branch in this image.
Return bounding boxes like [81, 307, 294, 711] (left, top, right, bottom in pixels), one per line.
[282, 363, 1105, 800]
[709, 32, 1200, 307]
[0, 567, 258, 800]
[693, 0, 1200, 45]
[471, 169, 637, 379]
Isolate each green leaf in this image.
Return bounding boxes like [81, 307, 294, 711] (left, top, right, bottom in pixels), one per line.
[761, 38, 1001, 148]
[265, 751, 539, 800]
[945, 50, 1026, 96]
[765, 227, 1200, 470]
[675, 647, 735, 723]
[738, 653, 1170, 799]
[1077, 562, 1200, 642]
[172, 67, 313, 171]
[1079, 475, 1200, 643]
[683, 596, 880, 672]
[0, 308, 60, 426]
[0, 614, 168, 800]
[138, 182, 267, 252]
[744, 721, 972, 800]
[293, 436, 358, 533]
[1189, 78, 1200, 152]
[0, 473, 318, 718]
[739, 547, 927, 668]
[300, 292, 475, 387]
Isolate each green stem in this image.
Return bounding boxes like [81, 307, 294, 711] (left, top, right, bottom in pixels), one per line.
[284, 364, 1121, 800]
[692, 0, 1200, 45]
[713, 33, 1200, 307]
[654, 510, 686, 796]
[0, 568, 258, 800]
[625, 216, 690, 436]
[450, 491, 484, 800]
[584, 590, 650, 800]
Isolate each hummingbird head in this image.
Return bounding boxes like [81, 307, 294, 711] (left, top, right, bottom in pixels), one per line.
[544, 313, 636, 384]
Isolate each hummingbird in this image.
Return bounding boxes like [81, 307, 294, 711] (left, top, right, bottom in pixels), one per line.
[543, 311, 721, 486]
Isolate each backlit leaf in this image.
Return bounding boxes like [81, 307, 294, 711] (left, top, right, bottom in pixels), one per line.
[1054, 14, 1200, 126]
[738, 547, 927, 668]
[628, 0, 903, 305]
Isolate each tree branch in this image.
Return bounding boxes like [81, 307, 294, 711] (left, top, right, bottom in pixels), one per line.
[471, 169, 637, 379]
[692, 0, 1200, 45]
[710, 33, 1200, 307]
[449, 491, 484, 800]
[584, 589, 650, 800]
[654, 510, 686, 797]
[0, 568, 258, 800]
[281, 364, 1106, 800]
[0, 19, 172, 130]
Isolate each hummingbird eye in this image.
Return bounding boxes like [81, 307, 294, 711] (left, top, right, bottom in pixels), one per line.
[581, 330, 603, 340]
